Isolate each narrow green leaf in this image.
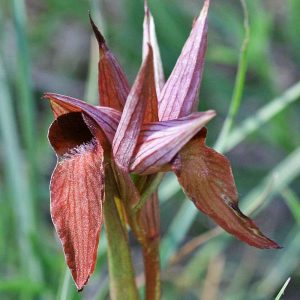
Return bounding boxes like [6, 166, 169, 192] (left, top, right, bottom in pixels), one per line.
[256, 227, 299, 298]
[160, 201, 198, 268]
[0, 52, 42, 283]
[85, 0, 107, 105]
[215, 0, 250, 152]
[224, 81, 300, 153]
[241, 146, 300, 214]
[281, 188, 300, 225]
[11, 0, 37, 199]
[275, 278, 291, 300]
[57, 269, 71, 300]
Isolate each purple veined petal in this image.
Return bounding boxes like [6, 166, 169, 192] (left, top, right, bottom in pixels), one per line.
[174, 128, 281, 249]
[44, 93, 121, 144]
[143, 0, 165, 96]
[90, 15, 130, 111]
[158, 0, 209, 121]
[113, 47, 157, 170]
[130, 110, 215, 174]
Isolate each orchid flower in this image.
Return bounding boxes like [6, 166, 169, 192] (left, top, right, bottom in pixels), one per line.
[44, 0, 279, 296]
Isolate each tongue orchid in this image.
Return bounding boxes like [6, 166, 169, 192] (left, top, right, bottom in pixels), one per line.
[44, 0, 279, 292]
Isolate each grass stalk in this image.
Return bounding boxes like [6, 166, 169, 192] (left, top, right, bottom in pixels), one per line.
[275, 278, 291, 300]
[215, 0, 250, 153]
[0, 54, 42, 293]
[85, 0, 107, 104]
[224, 81, 300, 152]
[57, 268, 71, 300]
[11, 0, 39, 234]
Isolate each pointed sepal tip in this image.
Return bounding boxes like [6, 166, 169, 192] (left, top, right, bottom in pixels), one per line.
[89, 13, 106, 48]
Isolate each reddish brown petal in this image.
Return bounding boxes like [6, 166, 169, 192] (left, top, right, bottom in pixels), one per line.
[113, 48, 157, 169]
[174, 128, 280, 249]
[90, 16, 130, 111]
[130, 111, 215, 174]
[158, 0, 209, 120]
[49, 115, 104, 290]
[44, 93, 121, 144]
[143, 0, 165, 95]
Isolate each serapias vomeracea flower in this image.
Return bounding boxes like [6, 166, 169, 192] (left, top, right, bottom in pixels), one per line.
[44, 0, 279, 291]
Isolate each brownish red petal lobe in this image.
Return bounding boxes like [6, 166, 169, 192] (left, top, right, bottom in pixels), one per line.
[90, 16, 130, 111]
[158, 0, 209, 120]
[174, 128, 280, 249]
[44, 93, 121, 144]
[49, 115, 105, 290]
[130, 111, 215, 174]
[113, 48, 157, 169]
[143, 0, 165, 96]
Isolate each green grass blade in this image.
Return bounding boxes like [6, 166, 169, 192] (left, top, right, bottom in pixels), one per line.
[224, 81, 300, 153]
[158, 173, 180, 205]
[11, 0, 37, 176]
[274, 277, 291, 300]
[84, 37, 99, 105]
[281, 188, 300, 225]
[215, 0, 250, 153]
[176, 239, 225, 289]
[241, 146, 300, 214]
[0, 54, 42, 289]
[57, 268, 71, 300]
[160, 201, 198, 268]
[256, 227, 299, 298]
[84, 0, 107, 104]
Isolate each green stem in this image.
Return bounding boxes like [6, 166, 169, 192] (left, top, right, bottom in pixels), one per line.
[224, 81, 300, 153]
[104, 169, 139, 300]
[215, 0, 250, 153]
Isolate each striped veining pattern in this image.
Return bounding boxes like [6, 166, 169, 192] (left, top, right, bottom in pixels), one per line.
[158, 0, 209, 121]
[130, 111, 215, 174]
[50, 141, 104, 290]
[175, 129, 280, 249]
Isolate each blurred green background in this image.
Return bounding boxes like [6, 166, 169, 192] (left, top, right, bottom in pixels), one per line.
[1, 0, 300, 299]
